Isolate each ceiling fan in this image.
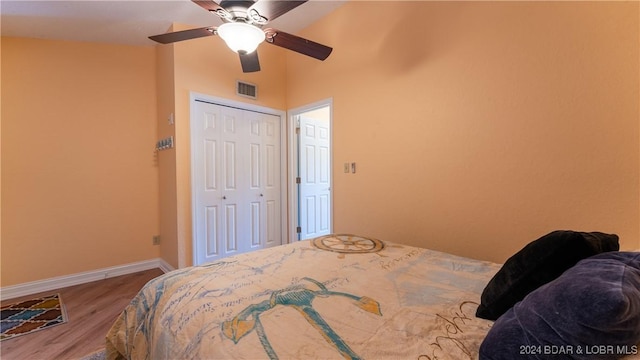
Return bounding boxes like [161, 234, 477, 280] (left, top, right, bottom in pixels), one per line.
[149, 0, 333, 73]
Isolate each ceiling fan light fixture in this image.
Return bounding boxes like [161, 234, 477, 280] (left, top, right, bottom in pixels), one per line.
[217, 22, 265, 54]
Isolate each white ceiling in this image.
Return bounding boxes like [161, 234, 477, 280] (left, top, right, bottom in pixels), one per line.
[0, 0, 346, 46]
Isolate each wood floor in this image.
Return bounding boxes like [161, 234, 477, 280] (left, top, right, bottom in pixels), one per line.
[0, 268, 164, 360]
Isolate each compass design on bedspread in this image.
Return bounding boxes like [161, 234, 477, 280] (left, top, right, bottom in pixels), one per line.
[312, 234, 385, 254]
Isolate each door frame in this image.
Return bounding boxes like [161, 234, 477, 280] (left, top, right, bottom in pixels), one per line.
[190, 91, 287, 265]
[287, 98, 334, 243]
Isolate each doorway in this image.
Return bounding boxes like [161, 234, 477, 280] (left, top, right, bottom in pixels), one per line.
[288, 100, 333, 241]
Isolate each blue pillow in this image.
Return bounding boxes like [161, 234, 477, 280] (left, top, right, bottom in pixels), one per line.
[476, 230, 620, 320]
[479, 251, 640, 360]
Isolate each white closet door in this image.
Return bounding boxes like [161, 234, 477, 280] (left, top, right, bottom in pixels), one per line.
[193, 101, 281, 265]
[254, 111, 281, 249]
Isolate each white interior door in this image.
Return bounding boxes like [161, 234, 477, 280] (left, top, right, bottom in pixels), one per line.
[298, 106, 331, 240]
[245, 110, 281, 250]
[193, 100, 281, 265]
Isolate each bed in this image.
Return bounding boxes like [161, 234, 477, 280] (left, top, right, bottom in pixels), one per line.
[106, 232, 640, 360]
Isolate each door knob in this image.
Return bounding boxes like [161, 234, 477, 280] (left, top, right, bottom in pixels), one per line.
[222, 196, 227, 200]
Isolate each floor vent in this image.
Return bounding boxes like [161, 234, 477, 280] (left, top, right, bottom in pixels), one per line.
[236, 80, 257, 99]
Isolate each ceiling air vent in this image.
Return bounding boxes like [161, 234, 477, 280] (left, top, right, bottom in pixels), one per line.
[236, 80, 257, 100]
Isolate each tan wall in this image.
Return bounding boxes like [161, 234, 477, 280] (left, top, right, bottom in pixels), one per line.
[286, 1, 640, 262]
[167, 23, 288, 267]
[2, 1, 638, 286]
[1, 37, 160, 286]
[0, 37, 4, 282]
[155, 38, 180, 269]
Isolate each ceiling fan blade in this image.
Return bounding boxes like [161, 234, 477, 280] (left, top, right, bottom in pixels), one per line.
[149, 27, 215, 44]
[265, 29, 332, 61]
[239, 51, 261, 73]
[248, 1, 307, 23]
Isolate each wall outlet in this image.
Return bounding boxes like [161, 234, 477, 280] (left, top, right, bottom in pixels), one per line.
[152, 235, 160, 245]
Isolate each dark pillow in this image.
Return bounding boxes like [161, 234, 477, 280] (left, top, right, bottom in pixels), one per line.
[479, 251, 640, 360]
[476, 230, 619, 320]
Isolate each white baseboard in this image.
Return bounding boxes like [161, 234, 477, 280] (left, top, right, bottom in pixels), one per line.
[157, 258, 176, 274]
[1, 258, 176, 301]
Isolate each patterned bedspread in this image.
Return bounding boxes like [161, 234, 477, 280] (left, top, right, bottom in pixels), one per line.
[106, 235, 500, 360]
